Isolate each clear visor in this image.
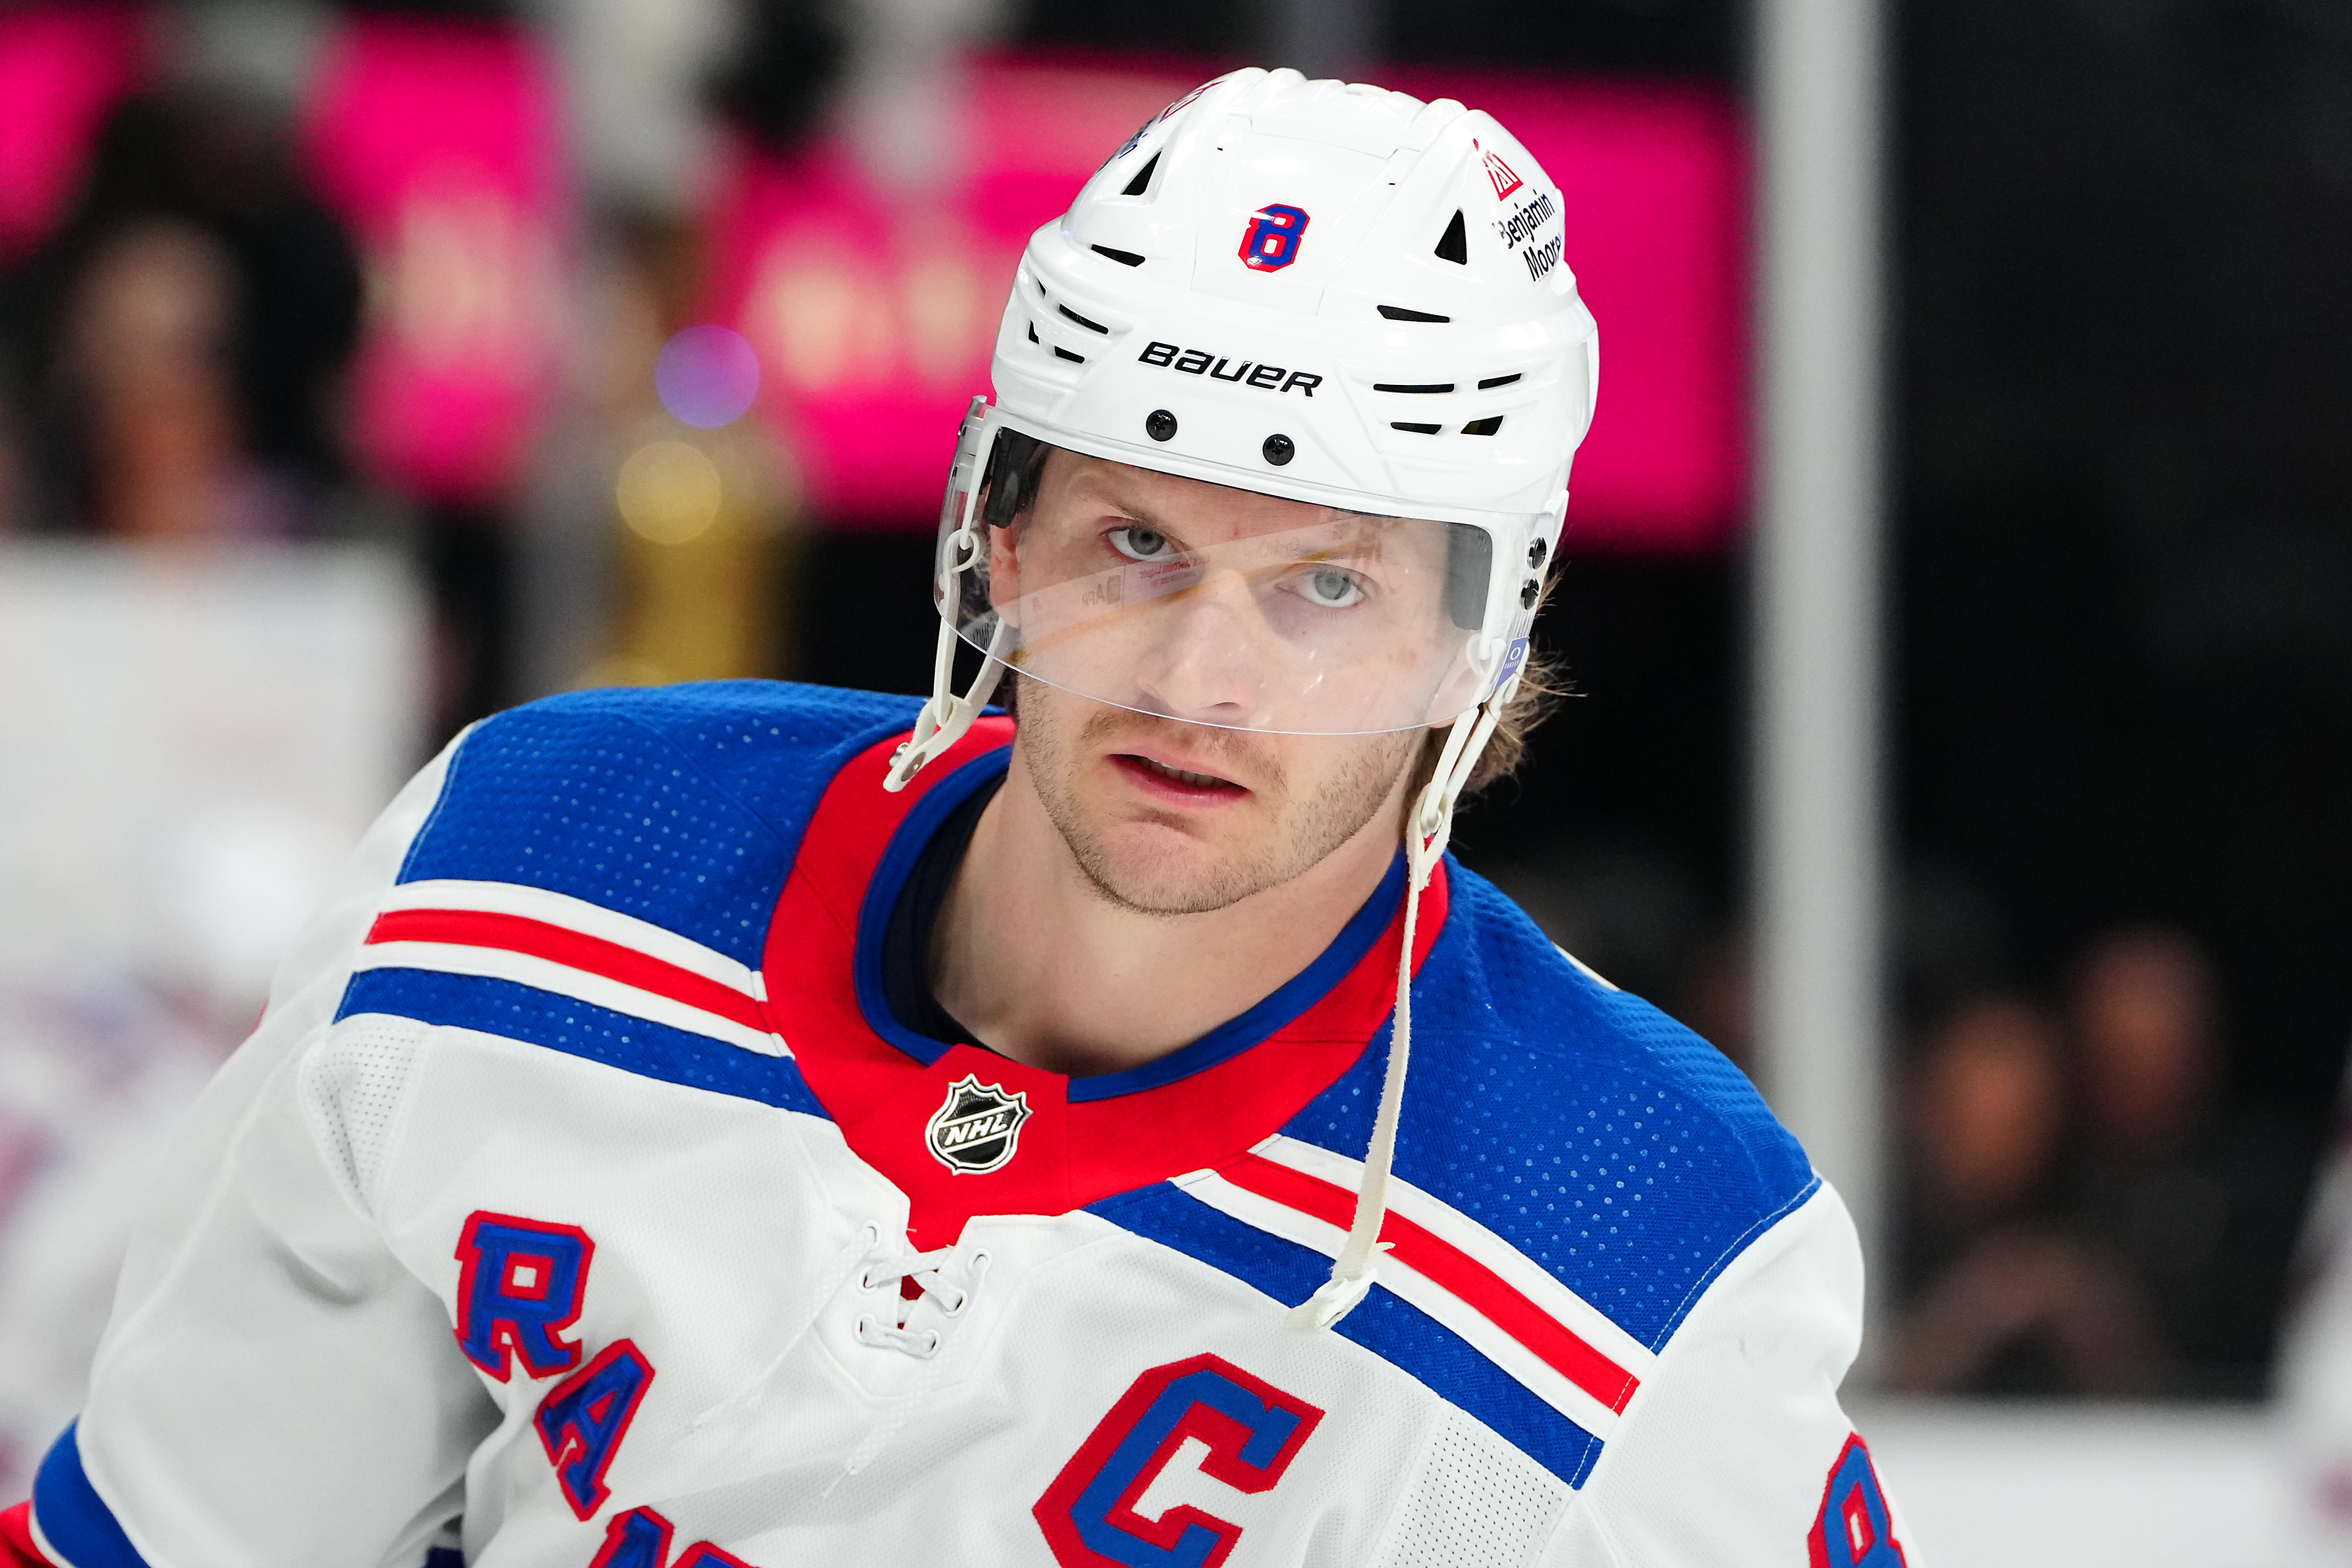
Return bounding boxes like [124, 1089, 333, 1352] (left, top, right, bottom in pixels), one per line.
[934, 413, 1499, 736]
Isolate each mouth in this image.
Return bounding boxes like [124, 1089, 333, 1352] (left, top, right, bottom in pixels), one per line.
[1109, 752, 1249, 803]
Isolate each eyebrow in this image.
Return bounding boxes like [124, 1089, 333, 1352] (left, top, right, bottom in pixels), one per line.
[1060, 468, 1382, 552]
[1062, 481, 1179, 546]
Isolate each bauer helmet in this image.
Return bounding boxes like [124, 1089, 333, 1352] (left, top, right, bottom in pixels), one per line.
[889, 66, 1599, 785]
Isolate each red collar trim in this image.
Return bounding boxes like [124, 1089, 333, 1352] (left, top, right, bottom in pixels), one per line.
[759, 723, 1451, 1246]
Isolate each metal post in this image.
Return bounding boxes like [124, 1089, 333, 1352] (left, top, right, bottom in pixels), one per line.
[1753, 0, 1889, 1356]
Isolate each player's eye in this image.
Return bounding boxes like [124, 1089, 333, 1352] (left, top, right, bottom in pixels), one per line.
[1106, 525, 1175, 562]
[1293, 564, 1367, 609]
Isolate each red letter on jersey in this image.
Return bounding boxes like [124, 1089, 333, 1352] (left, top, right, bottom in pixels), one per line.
[590, 1509, 758, 1568]
[537, 1339, 656, 1519]
[455, 1211, 595, 1380]
[1035, 1353, 1323, 1568]
[1810, 1433, 1908, 1568]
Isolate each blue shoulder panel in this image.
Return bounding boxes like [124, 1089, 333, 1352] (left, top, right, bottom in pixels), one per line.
[397, 682, 923, 968]
[1286, 860, 1819, 1352]
[345, 682, 915, 1109]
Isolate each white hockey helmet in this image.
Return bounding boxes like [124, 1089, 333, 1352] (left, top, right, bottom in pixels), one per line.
[891, 66, 1599, 782]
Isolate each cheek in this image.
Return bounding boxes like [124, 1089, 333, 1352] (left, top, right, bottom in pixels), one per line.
[1281, 731, 1417, 812]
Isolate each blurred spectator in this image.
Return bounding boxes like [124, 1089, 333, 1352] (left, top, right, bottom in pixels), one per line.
[2075, 928, 2213, 1161]
[2, 88, 364, 538]
[2065, 926, 2308, 1390]
[1892, 994, 2162, 1395]
[58, 219, 259, 538]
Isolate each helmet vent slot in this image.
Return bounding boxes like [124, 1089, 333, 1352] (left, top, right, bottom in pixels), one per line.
[1026, 322, 1039, 344]
[1463, 416, 1504, 436]
[1376, 382, 1455, 394]
[1390, 422, 1442, 435]
[1090, 245, 1146, 267]
[1377, 305, 1451, 323]
[1435, 210, 1468, 264]
[1057, 305, 1109, 335]
[1477, 373, 1522, 389]
[1121, 153, 1160, 197]
[1053, 346, 1087, 363]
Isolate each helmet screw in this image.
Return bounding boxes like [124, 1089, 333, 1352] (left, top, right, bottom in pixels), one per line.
[1262, 433, 1295, 466]
[1520, 577, 1540, 609]
[1528, 538, 1548, 569]
[1145, 408, 1178, 442]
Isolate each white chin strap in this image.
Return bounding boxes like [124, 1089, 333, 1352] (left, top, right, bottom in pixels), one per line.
[885, 615, 1010, 792]
[1286, 680, 1515, 1333]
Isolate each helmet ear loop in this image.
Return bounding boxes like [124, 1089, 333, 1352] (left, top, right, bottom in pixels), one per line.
[1288, 681, 1517, 1331]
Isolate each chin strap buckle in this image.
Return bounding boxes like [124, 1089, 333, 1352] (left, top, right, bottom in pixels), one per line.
[885, 588, 1011, 793]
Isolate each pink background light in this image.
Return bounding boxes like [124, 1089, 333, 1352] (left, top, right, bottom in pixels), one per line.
[706, 59, 1747, 554]
[299, 17, 569, 508]
[1390, 71, 1748, 554]
[0, 5, 145, 260]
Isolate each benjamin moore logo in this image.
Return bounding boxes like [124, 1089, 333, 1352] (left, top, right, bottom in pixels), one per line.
[926, 1075, 1032, 1174]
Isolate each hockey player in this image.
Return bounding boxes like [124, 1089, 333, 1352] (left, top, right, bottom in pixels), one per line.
[2, 69, 1909, 1568]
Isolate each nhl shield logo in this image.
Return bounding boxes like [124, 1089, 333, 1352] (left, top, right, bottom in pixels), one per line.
[926, 1074, 1032, 1174]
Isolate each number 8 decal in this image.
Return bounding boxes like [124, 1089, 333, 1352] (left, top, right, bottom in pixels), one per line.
[1238, 205, 1311, 272]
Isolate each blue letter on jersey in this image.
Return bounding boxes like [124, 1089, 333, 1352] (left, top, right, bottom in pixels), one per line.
[1035, 1353, 1324, 1568]
[589, 1507, 759, 1568]
[455, 1211, 595, 1380]
[536, 1339, 655, 1520]
[1810, 1433, 1907, 1568]
[590, 1509, 676, 1568]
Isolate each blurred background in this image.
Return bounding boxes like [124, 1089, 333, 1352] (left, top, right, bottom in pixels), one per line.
[0, 0, 2345, 1561]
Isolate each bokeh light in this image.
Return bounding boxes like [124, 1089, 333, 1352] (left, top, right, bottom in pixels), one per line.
[616, 440, 721, 544]
[654, 323, 761, 428]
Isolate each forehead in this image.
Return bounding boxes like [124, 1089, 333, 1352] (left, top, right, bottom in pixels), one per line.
[1032, 449, 1390, 549]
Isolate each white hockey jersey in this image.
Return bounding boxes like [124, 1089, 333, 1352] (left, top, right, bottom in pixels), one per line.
[13, 683, 1911, 1568]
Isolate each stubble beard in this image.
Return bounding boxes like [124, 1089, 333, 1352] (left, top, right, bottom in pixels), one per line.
[1016, 679, 1417, 917]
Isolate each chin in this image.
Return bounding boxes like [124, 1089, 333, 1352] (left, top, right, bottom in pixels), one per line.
[1083, 818, 1266, 916]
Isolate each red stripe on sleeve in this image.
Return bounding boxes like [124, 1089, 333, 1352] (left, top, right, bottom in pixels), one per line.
[0, 1504, 57, 1568]
[364, 910, 767, 1034]
[1221, 1153, 1641, 1415]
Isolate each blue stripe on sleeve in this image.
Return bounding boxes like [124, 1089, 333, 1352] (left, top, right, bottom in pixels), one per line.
[337, 968, 831, 1119]
[1089, 1184, 1605, 1488]
[32, 1422, 151, 1568]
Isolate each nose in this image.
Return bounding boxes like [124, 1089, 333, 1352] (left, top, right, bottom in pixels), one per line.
[1128, 569, 1285, 728]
